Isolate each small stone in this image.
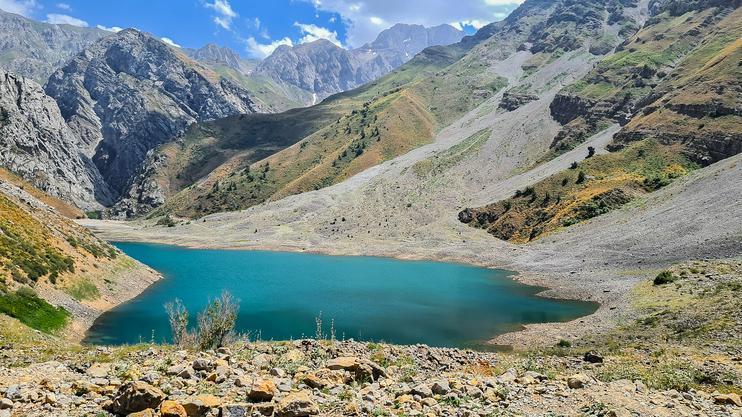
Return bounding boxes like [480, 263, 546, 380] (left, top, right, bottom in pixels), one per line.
[160, 400, 188, 417]
[583, 351, 604, 364]
[567, 374, 590, 389]
[431, 380, 450, 395]
[410, 384, 433, 398]
[275, 391, 319, 417]
[108, 381, 166, 415]
[44, 393, 56, 405]
[86, 363, 111, 378]
[192, 358, 211, 371]
[220, 404, 249, 417]
[182, 394, 221, 417]
[127, 409, 156, 417]
[248, 379, 277, 402]
[714, 393, 742, 407]
[0, 399, 12, 410]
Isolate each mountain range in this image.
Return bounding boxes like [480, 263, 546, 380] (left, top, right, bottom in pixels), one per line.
[0, 8, 465, 212]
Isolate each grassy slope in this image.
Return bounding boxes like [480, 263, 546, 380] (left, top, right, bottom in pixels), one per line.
[0, 179, 146, 334]
[464, 5, 741, 243]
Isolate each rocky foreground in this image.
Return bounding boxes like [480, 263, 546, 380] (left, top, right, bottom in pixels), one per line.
[1, 337, 740, 417]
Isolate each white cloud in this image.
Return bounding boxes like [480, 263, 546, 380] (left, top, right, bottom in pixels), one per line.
[204, 0, 237, 30]
[46, 13, 88, 27]
[161, 37, 181, 48]
[294, 22, 342, 47]
[0, 0, 37, 17]
[96, 24, 123, 32]
[450, 19, 488, 31]
[300, 0, 524, 47]
[56, 2, 70, 10]
[245, 36, 293, 58]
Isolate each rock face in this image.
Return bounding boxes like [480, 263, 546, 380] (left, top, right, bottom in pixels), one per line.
[0, 9, 109, 83]
[0, 71, 113, 208]
[256, 24, 464, 101]
[44, 28, 261, 194]
[257, 40, 360, 100]
[185, 43, 257, 74]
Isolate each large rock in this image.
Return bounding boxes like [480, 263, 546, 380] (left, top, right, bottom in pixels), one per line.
[108, 381, 165, 415]
[182, 394, 221, 417]
[275, 391, 319, 417]
[160, 400, 187, 417]
[248, 379, 277, 402]
[325, 356, 386, 381]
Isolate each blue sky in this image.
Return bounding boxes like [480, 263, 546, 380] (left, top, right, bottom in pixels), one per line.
[0, 0, 524, 58]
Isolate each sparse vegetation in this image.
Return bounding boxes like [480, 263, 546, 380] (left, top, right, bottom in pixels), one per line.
[653, 270, 676, 285]
[165, 291, 239, 350]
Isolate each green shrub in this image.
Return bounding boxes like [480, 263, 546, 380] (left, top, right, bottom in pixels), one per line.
[165, 291, 239, 350]
[557, 339, 572, 348]
[654, 271, 676, 285]
[0, 287, 70, 332]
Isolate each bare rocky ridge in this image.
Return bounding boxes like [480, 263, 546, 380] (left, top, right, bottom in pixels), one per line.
[0, 9, 109, 84]
[0, 71, 113, 209]
[256, 24, 464, 101]
[44, 28, 261, 195]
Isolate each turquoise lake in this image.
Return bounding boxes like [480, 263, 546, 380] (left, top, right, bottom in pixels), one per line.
[84, 242, 596, 349]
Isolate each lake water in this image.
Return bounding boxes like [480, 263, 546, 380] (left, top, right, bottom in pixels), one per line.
[84, 242, 596, 349]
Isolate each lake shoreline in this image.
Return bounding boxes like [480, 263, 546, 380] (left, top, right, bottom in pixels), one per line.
[77, 219, 626, 349]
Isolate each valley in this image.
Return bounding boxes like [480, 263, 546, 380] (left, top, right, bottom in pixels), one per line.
[0, 0, 740, 415]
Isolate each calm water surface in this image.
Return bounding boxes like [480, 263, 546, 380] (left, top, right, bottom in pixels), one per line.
[85, 242, 596, 349]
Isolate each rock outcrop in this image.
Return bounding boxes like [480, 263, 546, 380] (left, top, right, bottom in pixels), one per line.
[44, 28, 261, 194]
[0, 71, 113, 208]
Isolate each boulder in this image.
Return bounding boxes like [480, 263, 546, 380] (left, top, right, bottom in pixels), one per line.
[182, 394, 221, 417]
[86, 363, 111, 378]
[0, 399, 12, 410]
[248, 379, 277, 402]
[567, 374, 591, 389]
[192, 358, 211, 371]
[583, 351, 604, 364]
[431, 380, 450, 395]
[326, 356, 385, 381]
[275, 391, 319, 417]
[160, 400, 188, 417]
[108, 381, 165, 415]
[714, 393, 742, 407]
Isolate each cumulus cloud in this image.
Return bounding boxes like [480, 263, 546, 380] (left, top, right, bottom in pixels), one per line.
[46, 13, 88, 27]
[245, 36, 293, 58]
[161, 37, 181, 48]
[294, 23, 342, 47]
[0, 0, 37, 16]
[300, 0, 524, 47]
[96, 24, 124, 32]
[204, 0, 237, 30]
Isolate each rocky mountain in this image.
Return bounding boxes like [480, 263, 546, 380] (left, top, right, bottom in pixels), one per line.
[44, 28, 262, 195]
[184, 43, 258, 74]
[0, 9, 109, 83]
[256, 23, 464, 101]
[0, 71, 113, 209]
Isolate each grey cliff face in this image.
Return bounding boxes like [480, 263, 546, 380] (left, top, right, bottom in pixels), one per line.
[257, 40, 360, 99]
[257, 24, 464, 101]
[185, 43, 257, 74]
[0, 71, 113, 209]
[44, 29, 261, 194]
[0, 9, 109, 83]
